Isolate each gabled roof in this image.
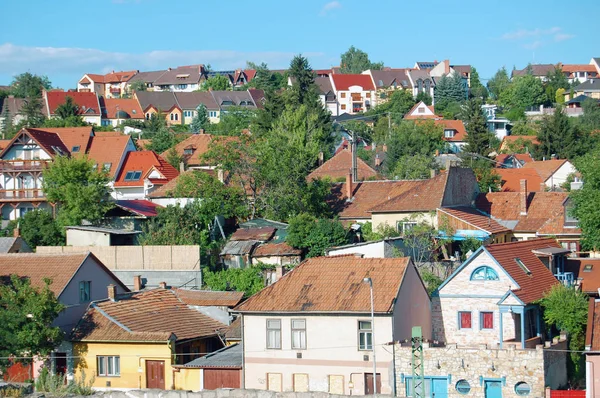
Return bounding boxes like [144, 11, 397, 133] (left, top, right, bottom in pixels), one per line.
[153, 65, 204, 85]
[16, 128, 70, 157]
[114, 151, 179, 187]
[0, 237, 31, 253]
[135, 91, 178, 113]
[565, 259, 600, 295]
[45, 91, 101, 116]
[174, 92, 219, 110]
[485, 238, 561, 304]
[315, 76, 334, 95]
[172, 289, 244, 307]
[331, 74, 376, 91]
[32, 126, 94, 154]
[574, 79, 600, 91]
[114, 199, 162, 217]
[230, 227, 275, 242]
[86, 134, 133, 178]
[369, 69, 412, 89]
[0, 252, 127, 298]
[307, 149, 379, 182]
[247, 89, 265, 109]
[435, 119, 467, 142]
[235, 256, 411, 314]
[438, 206, 511, 234]
[80, 71, 137, 84]
[128, 70, 168, 85]
[0, 96, 25, 116]
[209, 90, 257, 108]
[562, 64, 597, 73]
[71, 288, 225, 342]
[404, 101, 439, 120]
[160, 134, 225, 167]
[521, 159, 570, 182]
[100, 98, 144, 120]
[495, 153, 534, 168]
[253, 242, 302, 257]
[496, 168, 544, 192]
[511, 64, 557, 78]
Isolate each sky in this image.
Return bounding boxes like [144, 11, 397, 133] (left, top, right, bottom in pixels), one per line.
[1, 0, 599, 89]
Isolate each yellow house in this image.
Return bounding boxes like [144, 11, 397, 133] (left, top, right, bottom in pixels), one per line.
[71, 285, 226, 390]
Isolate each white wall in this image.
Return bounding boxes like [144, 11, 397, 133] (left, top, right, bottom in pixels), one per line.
[327, 241, 386, 258]
[546, 161, 576, 189]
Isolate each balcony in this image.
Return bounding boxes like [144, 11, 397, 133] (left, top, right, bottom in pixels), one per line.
[0, 160, 49, 172]
[110, 87, 121, 94]
[555, 271, 574, 286]
[0, 189, 46, 202]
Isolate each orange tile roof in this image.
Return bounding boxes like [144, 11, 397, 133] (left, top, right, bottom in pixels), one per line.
[101, 98, 144, 120]
[39, 126, 94, 154]
[485, 238, 561, 304]
[235, 256, 411, 313]
[114, 151, 179, 187]
[72, 288, 225, 342]
[172, 289, 244, 307]
[438, 206, 510, 234]
[370, 173, 450, 213]
[253, 242, 302, 257]
[160, 134, 229, 167]
[562, 64, 597, 73]
[0, 140, 12, 151]
[87, 135, 133, 178]
[499, 135, 539, 152]
[565, 259, 600, 294]
[308, 149, 379, 181]
[496, 168, 544, 192]
[435, 119, 467, 142]
[495, 153, 534, 168]
[522, 159, 569, 182]
[586, 299, 600, 351]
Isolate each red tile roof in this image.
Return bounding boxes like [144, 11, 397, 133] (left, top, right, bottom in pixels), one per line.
[101, 98, 144, 120]
[235, 256, 411, 313]
[307, 149, 379, 182]
[114, 151, 179, 187]
[435, 119, 467, 142]
[86, 134, 133, 178]
[496, 168, 544, 192]
[230, 227, 276, 242]
[485, 238, 561, 304]
[172, 289, 244, 307]
[114, 200, 162, 217]
[72, 288, 225, 342]
[495, 153, 534, 168]
[586, 299, 600, 351]
[45, 91, 101, 116]
[253, 242, 302, 257]
[39, 126, 94, 154]
[161, 134, 228, 167]
[22, 128, 70, 157]
[80, 71, 137, 84]
[565, 259, 600, 294]
[331, 74, 376, 91]
[438, 206, 511, 234]
[562, 64, 597, 73]
[522, 159, 569, 182]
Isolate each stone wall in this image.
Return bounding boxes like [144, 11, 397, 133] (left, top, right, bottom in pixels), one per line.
[394, 339, 567, 398]
[58, 389, 394, 398]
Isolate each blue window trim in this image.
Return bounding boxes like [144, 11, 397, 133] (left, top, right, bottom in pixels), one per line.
[457, 311, 472, 330]
[470, 266, 499, 281]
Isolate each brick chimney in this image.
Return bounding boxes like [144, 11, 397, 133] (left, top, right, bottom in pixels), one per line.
[133, 275, 142, 292]
[159, 281, 167, 289]
[107, 284, 117, 301]
[520, 179, 528, 216]
[346, 169, 353, 199]
[444, 60, 450, 75]
[375, 154, 381, 167]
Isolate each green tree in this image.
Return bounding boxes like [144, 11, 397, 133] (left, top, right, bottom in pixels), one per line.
[536, 107, 586, 160]
[0, 275, 64, 372]
[54, 96, 79, 119]
[165, 147, 183, 169]
[580, 97, 600, 134]
[469, 67, 488, 100]
[202, 267, 265, 298]
[42, 156, 113, 227]
[340, 46, 383, 74]
[129, 80, 146, 93]
[43, 116, 87, 128]
[487, 67, 511, 101]
[466, 158, 501, 192]
[415, 91, 433, 106]
[20, 97, 45, 127]
[464, 98, 494, 155]
[385, 121, 444, 175]
[545, 66, 570, 105]
[286, 213, 349, 257]
[571, 146, 600, 251]
[138, 203, 209, 246]
[19, 210, 64, 249]
[359, 221, 400, 241]
[287, 55, 317, 105]
[434, 73, 466, 114]
[201, 75, 230, 91]
[392, 154, 436, 180]
[500, 73, 545, 110]
[145, 126, 178, 153]
[368, 89, 416, 123]
[207, 106, 256, 136]
[246, 62, 287, 92]
[419, 270, 443, 295]
[10, 72, 52, 98]
[190, 103, 209, 133]
[538, 284, 588, 377]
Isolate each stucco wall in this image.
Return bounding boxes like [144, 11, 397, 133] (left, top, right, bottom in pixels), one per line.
[393, 264, 432, 341]
[586, 354, 600, 398]
[371, 211, 437, 232]
[66, 229, 111, 247]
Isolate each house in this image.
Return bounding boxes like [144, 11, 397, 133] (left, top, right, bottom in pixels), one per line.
[77, 71, 138, 98]
[562, 64, 598, 84]
[0, 95, 26, 132]
[521, 159, 577, 190]
[160, 134, 230, 170]
[307, 149, 379, 182]
[0, 127, 134, 224]
[496, 168, 545, 192]
[436, 206, 512, 244]
[403, 101, 440, 120]
[220, 227, 276, 269]
[125, 70, 168, 91]
[511, 64, 557, 82]
[406, 69, 435, 100]
[499, 135, 539, 153]
[99, 98, 144, 127]
[209, 90, 259, 112]
[153, 65, 206, 92]
[0, 236, 31, 253]
[65, 226, 141, 246]
[315, 76, 337, 116]
[146, 170, 200, 208]
[112, 151, 179, 200]
[0, 252, 128, 380]
[404, 239, 569, 398]
[363, 69, 412, 103]
[570, 78, 600, 101]
[43, 91, 102, 126]
[565, 258, 600, 296]
[234, 255, 431, 395]
[476, 182, 581, 251]
[329, 167, 479, 231]
[482, 104, 511, 139]
[325, 236, 408, 258]
[175, 92, 220, 125]
[586, 298, 600, 397]
[494, 153, 534, 169]
[135, 91, 220, 126]
[70, 285, 226, 390]
[330, 74, 377, 114]
[175, 343, 242, 391]
[435, 119, 467, 153]
[566, 94, 599, 116]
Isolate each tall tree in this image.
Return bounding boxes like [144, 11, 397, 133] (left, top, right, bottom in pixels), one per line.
[500, 73, 545, 110]
[286, 213, 349, 257]
[571, 146, 600, 251]
[54, 96, 80, 120]
[385, 121, 444, 175]
[145, 126, 179, 153]
[487, 67, 510, 101]
[190, 103, 209, 133]
[536, 107, 586, 160]
[340, 46, 384, 74]
[10, 72, 52, 98]
[129, 80, 147, 93]
[434, 73, 466, 114]
[20, 97, 45, 128]
[287, 55, 317, 105]
[545, 66, 570, 105]
[463, 98, 494, 155]
[580, 98, 600, 134]
[469, 67, 488, 100]
[42, 156, 113, 227]
[19, 210, 65, 249]
[201, 75, 230, 91]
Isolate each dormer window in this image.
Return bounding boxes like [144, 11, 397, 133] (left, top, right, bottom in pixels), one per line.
[72, 146, 80, 153]
[103, 163, 112, 171]
[444, 130, 455, 138]
[564, 199, 578, 227]
[183, 148, 193, 155]
[124, 171, 142, 181]
[515, 258, 531, 275]
[584, 264, 594, 272]
[470, 266, 499, 281]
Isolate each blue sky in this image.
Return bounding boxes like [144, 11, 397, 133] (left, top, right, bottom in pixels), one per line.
[1, 0, 598, 89]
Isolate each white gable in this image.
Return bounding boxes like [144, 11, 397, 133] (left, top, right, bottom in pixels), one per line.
[408, 101, 435, 117]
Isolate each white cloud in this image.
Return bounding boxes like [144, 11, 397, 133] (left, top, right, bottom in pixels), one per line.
[319, 1, 341, 16]
[500, 27, 573, 50]
[523, 41, 543, 50]
[501, 27, 562, 40]
[554, 33, 575, 42]
[0, 43, 324, 77]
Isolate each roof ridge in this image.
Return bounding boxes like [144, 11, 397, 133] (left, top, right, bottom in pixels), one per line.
[91, 302, 132, 332]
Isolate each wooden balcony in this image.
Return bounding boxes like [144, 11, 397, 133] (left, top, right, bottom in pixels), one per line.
[0, 189, 46, 202]
[0, 160, 49, 172]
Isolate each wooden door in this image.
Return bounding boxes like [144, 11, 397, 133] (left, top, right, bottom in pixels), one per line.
[203, 369, 240, 390]
[364, 373, 381, 395]
[145, 360, 165, 389]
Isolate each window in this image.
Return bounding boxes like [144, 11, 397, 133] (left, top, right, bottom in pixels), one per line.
[177, 84, 188, 90]
[418, 107, 425, 113]
[146, 113, 151, 120]
[456, 380, 470, 394]
[340, 92, 346, 98]
[124, 171, 142, 181]
[405, 377, 432, 397]
[366, 93, 371, 98]
[291, 319, 306, 350]
[183, 148, 193, 155]
[101, 120, 112, 126]
[97, 356, 120, 376]
[515, 258, 531, 275]
[480, 311, 494, 329]
[515, 382, 531, 396]
[458, 311, 471, 329]
[209, 111, 217, 118]
[170, 113, 179, 121]
[341, 104, 346, 110]
[266, 319, 281, 349]
[584, 264, 594, 272]
[72, 146, 80, 153]
[470, 266, 499, 281]
[444, 130, 455, 138]
[183, 110, 193, 117]
[358, 320, 372, 350]
[352, 103, 362, 113]
[79, 281, 91, 303]
[103, 163, 112, 171]
[398, 221, 417, 235]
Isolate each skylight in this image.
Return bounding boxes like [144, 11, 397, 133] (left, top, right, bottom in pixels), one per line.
[515, 258, 531, 275]
[584, 264, 594, 272]
[124, 170, 142, 181]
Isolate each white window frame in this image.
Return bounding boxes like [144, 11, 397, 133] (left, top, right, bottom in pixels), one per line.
[398, 221, 417, 235]
[79, 281, 91, 303]
[444, 129, 455, 138]
[358, 320, 372, 350]
[97, 356, 120, 376]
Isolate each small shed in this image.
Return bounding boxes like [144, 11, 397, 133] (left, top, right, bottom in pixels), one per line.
[219, 240, 258, 269]
[177, 344, 242, 391]
[65, 226, 141, 246]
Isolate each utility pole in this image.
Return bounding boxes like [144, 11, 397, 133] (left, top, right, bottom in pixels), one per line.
[411, 326, 425, 398]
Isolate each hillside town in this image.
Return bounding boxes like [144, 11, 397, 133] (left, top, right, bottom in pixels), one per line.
[2, 27, 600, 398]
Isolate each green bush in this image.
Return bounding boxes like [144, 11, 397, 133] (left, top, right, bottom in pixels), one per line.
[203, 267, 265, 298]
[35, 367, 95, 396]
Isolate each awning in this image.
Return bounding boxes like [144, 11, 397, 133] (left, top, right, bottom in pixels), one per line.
[438, 229, 490, 241]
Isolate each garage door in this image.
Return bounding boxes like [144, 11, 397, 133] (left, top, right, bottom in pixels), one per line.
[203, 369, 241, 390]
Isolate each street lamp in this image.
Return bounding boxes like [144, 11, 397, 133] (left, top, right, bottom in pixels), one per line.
[363, 277, 376, 396]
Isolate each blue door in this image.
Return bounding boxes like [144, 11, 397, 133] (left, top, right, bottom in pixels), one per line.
[484, 380, 502, 398]
[431, 378, 448, 398]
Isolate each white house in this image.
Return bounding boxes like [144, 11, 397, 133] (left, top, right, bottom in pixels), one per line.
[330, 74, 377, 115]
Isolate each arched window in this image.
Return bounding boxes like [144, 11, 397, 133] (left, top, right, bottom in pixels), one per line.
[425, 79, 431, 91]
[417, 79, 423, 92]
[470, 266, 499, 281]
[515, 382, 531, 396]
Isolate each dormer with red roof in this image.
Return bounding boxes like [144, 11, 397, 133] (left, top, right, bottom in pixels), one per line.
[330, 74, 377, 115]
[43, 90, 102, 126]
[112, 151, 179, 200]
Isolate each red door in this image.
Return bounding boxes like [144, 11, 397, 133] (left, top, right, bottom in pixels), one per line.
[145, 360, 165, 389]
[203, 369, 241, 390]
[364, 373, 381, 395]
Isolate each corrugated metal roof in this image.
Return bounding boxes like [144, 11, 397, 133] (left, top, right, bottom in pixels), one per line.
[220, 240, 257, 256]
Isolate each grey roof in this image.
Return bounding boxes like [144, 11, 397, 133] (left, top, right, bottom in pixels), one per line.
[0, 97, 25, 116]
[220, 240, 257, 256]
[112, 270, 202, 290]
[574, 79, 600, 91]
[239, 219, 288, 229]
[315, 76, 333, 95]
[247, 89, 265, 109]
[0, 237, 31, 253]
[182, 343, 242, 368]
[65, 226, 141, 235]
[567, 94, 598, 104]
[531, 247, 572, 255]
[135, 91, 178, 112]
[512, 64, 556, 77]
[128, 70, 168, 84]
[407, 69, 433, 82]
[174, 92, 219, 110]
[209, 90, 256, 108]
[370, 69, 412, 88]
[153, 65, 204, 85]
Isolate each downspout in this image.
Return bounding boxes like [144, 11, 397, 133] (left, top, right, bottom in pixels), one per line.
[241, 315, 245, 389]
[391, 299, 397, 397]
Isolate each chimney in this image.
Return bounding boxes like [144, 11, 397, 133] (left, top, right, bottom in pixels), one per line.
[133, 275, 142, 292]
[318, 151, 324, 166]
[107, 284, 117, 301]
[346, 169, 353, 199]
[430, 169, 438, 178]
[444, 60, 450, 75]
[375, 154, 381, 167]
[179, 161, 185, 173]
[12, 224, 19, 238]
[159, 281, 167, 289]
[520, 179, 528, 215]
